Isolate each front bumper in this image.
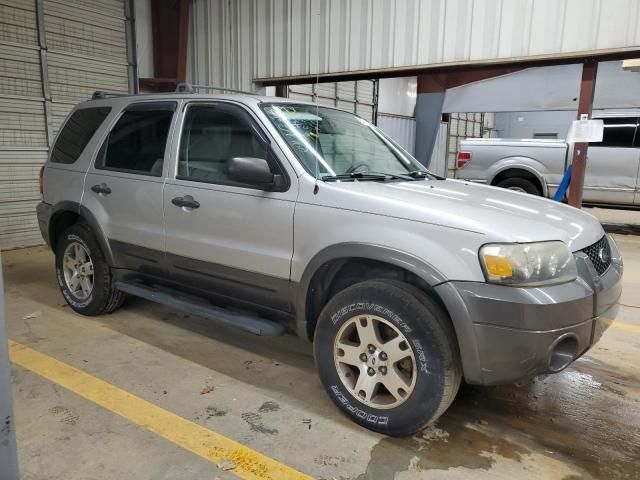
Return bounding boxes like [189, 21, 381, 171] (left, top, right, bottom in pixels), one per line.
[435, 235, 623, 385]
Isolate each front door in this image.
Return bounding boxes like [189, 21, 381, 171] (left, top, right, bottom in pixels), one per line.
[163, 102, 297, 312]
[584, 117, 640, 205]
[82, 101, 177, 276]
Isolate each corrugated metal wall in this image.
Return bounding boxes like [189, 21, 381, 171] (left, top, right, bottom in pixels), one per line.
[0, 0, 48, 248]
[376, 114, 416, 155]
[287, 80, 377, 123]
[189, 0, 640, 91]
[0, 0, 130, 250]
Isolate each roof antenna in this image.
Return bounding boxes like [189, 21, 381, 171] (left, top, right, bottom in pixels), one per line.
[313, 6, 320, 195]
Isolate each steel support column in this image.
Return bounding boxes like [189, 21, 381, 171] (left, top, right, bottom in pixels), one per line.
[415, 92, 445, 166]
[415, 68, 522, 167]
[36, 0, 53, 147]
[0, 258, 19, 480]
[568, 60, 598, 207]
[124, 0, 139, 94]
[140, 0, 191, 91]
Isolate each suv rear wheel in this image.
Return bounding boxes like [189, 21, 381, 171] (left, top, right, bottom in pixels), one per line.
[313, 279, 461, 436]
[55, 223, 125, 315]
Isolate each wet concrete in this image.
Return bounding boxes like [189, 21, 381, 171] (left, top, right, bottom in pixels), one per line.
[357, 360, 640, 480]
[3, 234, 640, 479]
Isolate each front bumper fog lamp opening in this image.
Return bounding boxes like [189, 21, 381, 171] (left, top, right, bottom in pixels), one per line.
[548, 335, 579, 372]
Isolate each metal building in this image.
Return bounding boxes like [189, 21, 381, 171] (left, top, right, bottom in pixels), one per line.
[188, 0, 640, 92]
[0, 0, 132, 250]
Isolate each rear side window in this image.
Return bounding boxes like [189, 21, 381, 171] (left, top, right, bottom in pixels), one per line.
[590, 117, 637, 148]
[96, 102, 175, 176]
[51, 107, 111, 164]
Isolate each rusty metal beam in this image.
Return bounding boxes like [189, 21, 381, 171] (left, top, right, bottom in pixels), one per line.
[568, 60, 598, 208]
[141, 0, 191, 92]
[417, 68, 523, 93]
[176, 0, 190, 83]
[256, 48, 640, 86]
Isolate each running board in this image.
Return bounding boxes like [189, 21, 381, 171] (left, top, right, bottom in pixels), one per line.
[115, 281, 285, 336]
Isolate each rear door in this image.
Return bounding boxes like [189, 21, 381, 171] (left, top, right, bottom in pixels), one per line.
[163, 101, 297, 312]
[82, 101, 177, 276]
[584, 117, 640, 205]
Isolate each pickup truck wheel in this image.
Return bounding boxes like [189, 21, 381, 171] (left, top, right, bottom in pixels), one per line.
[55, 224, 125, 316]
[496, 177, 541, 196]
[314, 279, 461, 436]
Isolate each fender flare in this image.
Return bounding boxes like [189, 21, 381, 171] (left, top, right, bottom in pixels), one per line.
[49, 201, 116, 266]
[295, 242, 482, 383]
[295, 243, 447, 339]
[488, 160, 549, 197]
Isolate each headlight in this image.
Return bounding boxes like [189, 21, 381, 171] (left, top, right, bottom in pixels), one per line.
[479, 241, 577, 286]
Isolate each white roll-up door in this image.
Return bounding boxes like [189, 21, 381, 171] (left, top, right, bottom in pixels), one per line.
[0, 0, 47, 249]
[287, 80, 378, 124]
[0, 0, 130, 250]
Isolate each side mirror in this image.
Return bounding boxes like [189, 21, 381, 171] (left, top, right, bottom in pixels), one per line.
[227, 157, 285, 190]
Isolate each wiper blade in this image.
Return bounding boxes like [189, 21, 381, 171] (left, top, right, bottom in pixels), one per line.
[367, 171, 417, 181]
[322, 171, 418, 182]
[321, 172, 392, 182]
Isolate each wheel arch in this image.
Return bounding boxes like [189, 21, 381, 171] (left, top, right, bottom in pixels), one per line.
[296, 244, 446, 339]
[48, 201, 115, 265]
[487, 159, 548, 196]
[296, 243, 483, 383]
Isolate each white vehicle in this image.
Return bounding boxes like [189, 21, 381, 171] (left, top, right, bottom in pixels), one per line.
[456, 112, 640, 206]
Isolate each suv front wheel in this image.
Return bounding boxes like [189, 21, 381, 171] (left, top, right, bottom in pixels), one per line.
[55, 223, 125, 315]
[314, 280, 461, 436]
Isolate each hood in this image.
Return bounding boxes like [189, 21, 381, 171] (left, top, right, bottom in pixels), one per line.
[314, 178, 604, 251]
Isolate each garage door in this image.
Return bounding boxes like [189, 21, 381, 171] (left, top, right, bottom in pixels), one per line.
[287, 80, 378, 124]
[0, 0, 130, 250]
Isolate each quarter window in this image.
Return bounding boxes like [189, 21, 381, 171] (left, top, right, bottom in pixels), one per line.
[51, 107, 111, 164]
[590, 117, 637, 148]
[178, 104, 268, 183]
[96, 103, 175, 175]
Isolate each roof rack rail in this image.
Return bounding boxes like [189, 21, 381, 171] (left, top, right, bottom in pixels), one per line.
[92, 90, 130, 99]
[175, 82, 256, 96]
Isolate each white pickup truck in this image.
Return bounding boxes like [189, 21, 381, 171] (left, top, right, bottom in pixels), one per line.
[455, 112, 640, 206]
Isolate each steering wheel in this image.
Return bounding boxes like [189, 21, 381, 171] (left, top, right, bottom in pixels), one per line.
[345, 162, 370, 174]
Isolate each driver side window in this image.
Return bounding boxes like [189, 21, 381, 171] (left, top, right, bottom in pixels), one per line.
[178, 104, 268, 183]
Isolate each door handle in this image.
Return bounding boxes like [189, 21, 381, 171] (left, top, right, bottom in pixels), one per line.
[171, 195, 200, 209]
[91, 183, 111, 195]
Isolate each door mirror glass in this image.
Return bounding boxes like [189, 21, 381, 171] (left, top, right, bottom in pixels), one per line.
[227, 157, 277, 187]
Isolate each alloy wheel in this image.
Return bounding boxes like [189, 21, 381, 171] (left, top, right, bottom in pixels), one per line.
[62, 242, 94, 300]
[333, 314, 417, 409]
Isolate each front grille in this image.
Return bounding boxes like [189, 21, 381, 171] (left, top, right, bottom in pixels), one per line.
[580, 236, 612, 275]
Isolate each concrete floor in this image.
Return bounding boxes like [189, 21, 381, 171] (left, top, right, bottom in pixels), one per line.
[3, 234, 640, 480]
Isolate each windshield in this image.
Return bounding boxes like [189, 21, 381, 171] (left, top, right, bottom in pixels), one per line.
[261, 103, 427, 179]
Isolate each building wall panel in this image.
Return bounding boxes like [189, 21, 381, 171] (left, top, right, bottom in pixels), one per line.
[190, 0, 639, 92]
[1, 0, 129, 250]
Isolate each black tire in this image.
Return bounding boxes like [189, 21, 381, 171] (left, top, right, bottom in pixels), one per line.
[55, 223, 125, 315]
[496, 177, 542, 196]
[313, 279, 461, 436]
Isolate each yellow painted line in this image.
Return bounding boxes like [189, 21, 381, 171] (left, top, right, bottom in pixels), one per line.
[8, 340, 313, 480]
[603, 319, 640, 333]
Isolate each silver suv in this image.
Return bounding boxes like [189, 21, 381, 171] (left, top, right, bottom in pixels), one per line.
[37, 90, 623, 436]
